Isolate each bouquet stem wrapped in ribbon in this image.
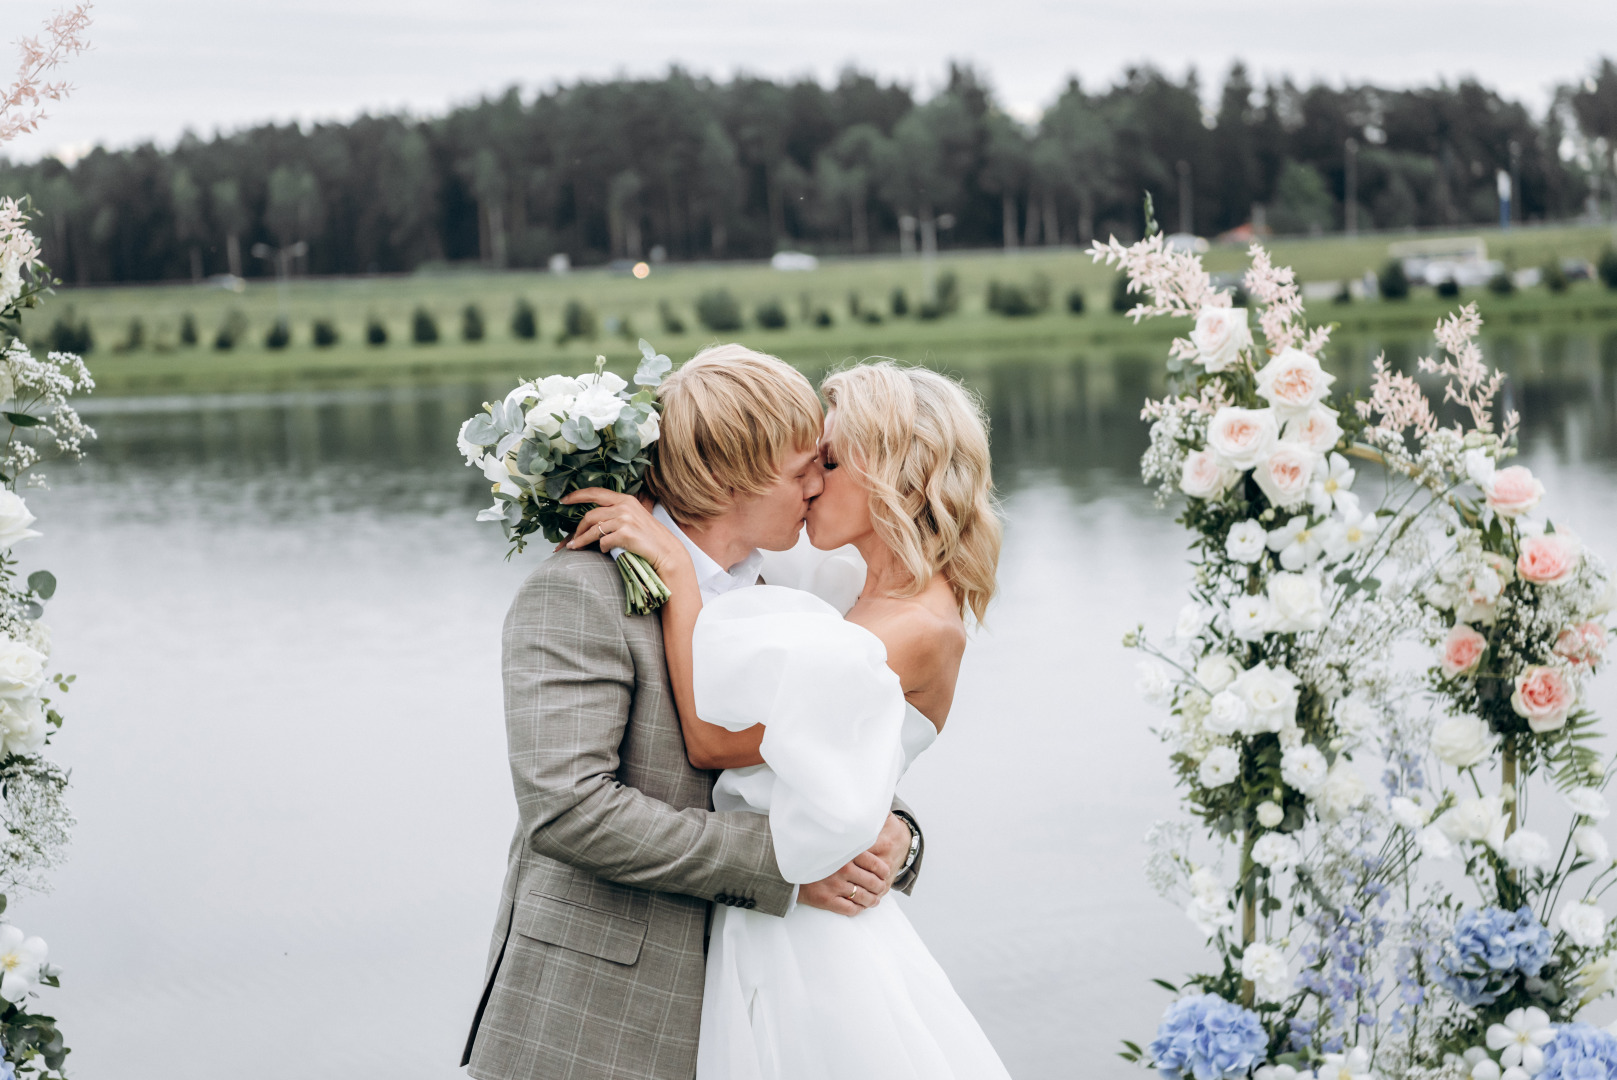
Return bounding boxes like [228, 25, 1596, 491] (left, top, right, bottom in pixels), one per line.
[458, 339, 673, 615]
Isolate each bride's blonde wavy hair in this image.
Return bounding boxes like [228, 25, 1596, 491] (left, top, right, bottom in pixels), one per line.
[820, 361, 1001, 623]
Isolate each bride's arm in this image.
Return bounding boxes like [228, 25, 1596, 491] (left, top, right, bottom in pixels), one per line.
[564, 489, 766, 771]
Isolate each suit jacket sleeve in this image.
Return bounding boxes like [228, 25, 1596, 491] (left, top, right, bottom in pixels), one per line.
[891, 795, 924, 896]
[504, 561, 796, 917]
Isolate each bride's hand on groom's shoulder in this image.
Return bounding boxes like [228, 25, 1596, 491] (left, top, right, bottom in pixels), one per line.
[562, 488, 689, 579]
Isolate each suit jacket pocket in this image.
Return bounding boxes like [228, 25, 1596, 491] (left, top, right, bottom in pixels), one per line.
[514, 891, 648, 966]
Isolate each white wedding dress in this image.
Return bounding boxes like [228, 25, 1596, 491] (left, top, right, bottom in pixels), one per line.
[690, 545, 1011, 1080]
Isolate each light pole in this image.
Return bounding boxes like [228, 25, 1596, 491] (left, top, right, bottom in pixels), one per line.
[1344, 138, 1359, 237]
[1508, 140, 1522, 229]
[251, 240, 308, 325]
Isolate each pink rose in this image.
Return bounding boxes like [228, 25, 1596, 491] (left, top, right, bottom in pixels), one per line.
[1206, 407, 1279, 471]
[1487, 465, 1544, 518]
[1180, 449, 1238, 500]
[1512, 665, 1576, 733]
[1189, 307, 1253, 373]
[1255, 348, 1335, 418]
[1555, 621, 1608, 666]
[1518, 533, 1582, 587]
[1440, 624, 1488, 678]
[1253, 443, 1319, 510]
[1281, 404, 1345, 454]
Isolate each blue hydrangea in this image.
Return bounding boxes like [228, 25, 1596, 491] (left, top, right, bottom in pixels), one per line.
[1539, 1023, 1617, 1080]
[1149, 992, 1269, 1080]
[1436, 905, 1554, 1007]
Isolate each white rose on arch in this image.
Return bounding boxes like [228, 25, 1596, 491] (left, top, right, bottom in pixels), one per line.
[1255, 348, 1336, 418]
[1250, 833, 1301, 872]
[1253, 443, 1320, 511]
[1282, 404, 1345, 455]
[1198, 746, 1241, 788]
[0, 490, 40, 551]
[1189, 306, 1253, 372]
[0, 638, 46, 701]
[1268, 572, 1326, 633]
[0, 696, 47, 757]
[1429, 715, 1497, 769]
[1280, 743, 1329, 796]
[1195, 654, 1244, 694]
[1232, 662, 1301, 734]
[1225, 520, 1268, 564]
[1206, 407, 1280, 471]
[1180, 449, 1239, 500]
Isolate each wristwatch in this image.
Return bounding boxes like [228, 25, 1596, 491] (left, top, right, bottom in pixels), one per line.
[894, 811, 921, 875]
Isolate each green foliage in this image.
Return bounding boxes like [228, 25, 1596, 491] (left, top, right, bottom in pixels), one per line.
[934, 270, 959, 314]
[890, 287, 908, 317]
[45, 308, 91, 355]
[212, 310, 246, 351]
[1378, 259, 1410, 300]
[986, 274, 1051, 317]
[27, 571, 55, 599]
[1599, 246, 1617, 290]
[755, 299, 788, 330]
[1065, 288, 1086, 315]
[311, 318, 339, 347]
[263, 317, 291, 349]
[812, 308, 834, 327]
[461, 303, 486, 342]
[178, 312, 198, 346]
[558, 299, 598, 342]
[411, 306, 439, 344]
[1269, 160, 1335, 235]
[695, 289, 743, 332]
[115, 317, 144, 352]
[365, 315, 388, 346]
[510, 298, 538, 340]
[1110, 272, 1134, 313]
[1542, 258, 1569, 293]
[1435, 278, 1461, 299]
[657, 299, 685, 335]
[1487, 271, 1516, 296]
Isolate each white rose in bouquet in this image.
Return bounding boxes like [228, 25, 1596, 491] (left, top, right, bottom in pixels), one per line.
[0, 638, 46, 700]
[536, 374, 585, 399]
[1501, 828, 1553, 870]
[1241, 941, 1292, 1002]
[1195, 654, 1243, 694]
[1254, 443, 1320, 511]
[1255, 348, 1335, 418]
[1225, 520, 1268, 564]
[1256, 801, 1284, 828]
[1429, 715, 1497, 769]
[1180, 449, 1239, 500]
[1280, 744, 1329, 796]
[1268, 572, 1325, 633]
[573, 383, 627, 431]
[1189, 306, 1252, 372]
[0, 490, 40, 550]
[1318, 760, 1368, 820]
[1198, 746, 1240, 788]
[1575, 826, 1612, 864]
[1229, 595, 1275, 641]
[1251, 833, 1301, 872]
[1559, 902, 1609, 949]
[1207, 407, 1280, 471]
[525, 398, 572, 439]
[0, 696, 46, 757]
[636, 408, 660, 446]
[1282, 404, 1345, 455]
[1206, 691, 1249, 736]
[1234, 662, 1301, 733]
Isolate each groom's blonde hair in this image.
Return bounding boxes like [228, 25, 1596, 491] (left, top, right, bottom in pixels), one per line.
[645, 343, 822, 524]
[821, 362, 1001, 623]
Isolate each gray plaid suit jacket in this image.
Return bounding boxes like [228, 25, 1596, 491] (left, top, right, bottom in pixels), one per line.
[462, 548, 921, 1080]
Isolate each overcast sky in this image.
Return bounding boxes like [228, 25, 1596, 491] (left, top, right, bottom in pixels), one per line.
[4, 0, 1614, 162]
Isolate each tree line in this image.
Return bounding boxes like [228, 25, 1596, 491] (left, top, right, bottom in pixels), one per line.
[2, 59, 1616, 285]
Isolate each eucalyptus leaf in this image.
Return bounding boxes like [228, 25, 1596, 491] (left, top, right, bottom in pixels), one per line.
[561, 415, 602, 451]
[3, 411, 41, 428]
[635, 339, 672, 386]
[26, 570, 55, 600]
[462, 415, 500, 446]
[495, 430, 524, 458]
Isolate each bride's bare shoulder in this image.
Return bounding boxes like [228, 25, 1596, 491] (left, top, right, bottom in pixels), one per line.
[852, 581, 967, 682]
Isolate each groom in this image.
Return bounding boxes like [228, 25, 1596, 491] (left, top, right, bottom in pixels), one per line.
[462, 344, 924, 1080]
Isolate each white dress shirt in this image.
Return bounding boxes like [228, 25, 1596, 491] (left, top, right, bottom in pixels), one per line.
[651, 503, 765, 602]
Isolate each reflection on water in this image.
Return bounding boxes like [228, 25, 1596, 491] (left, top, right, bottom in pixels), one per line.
[17, 325, 1617, 1079]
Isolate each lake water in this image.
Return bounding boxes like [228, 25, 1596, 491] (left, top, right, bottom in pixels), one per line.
[15, 324, 1617, 1079]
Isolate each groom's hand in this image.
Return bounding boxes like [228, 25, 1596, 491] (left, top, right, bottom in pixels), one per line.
[799, 851, 891, 916]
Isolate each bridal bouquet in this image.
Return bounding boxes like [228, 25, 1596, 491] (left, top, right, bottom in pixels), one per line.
[1099, 212, 1617, 1080]
[458, 340, 673, 614]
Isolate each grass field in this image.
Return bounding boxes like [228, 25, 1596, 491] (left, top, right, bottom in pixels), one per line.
[30, 221, 1617, 397]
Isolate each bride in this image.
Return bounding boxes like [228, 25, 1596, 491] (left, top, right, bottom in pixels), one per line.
[572, 361, 1009, 1079]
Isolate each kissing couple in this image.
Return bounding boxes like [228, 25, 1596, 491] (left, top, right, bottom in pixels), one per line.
[461, 344, 1012, 1080]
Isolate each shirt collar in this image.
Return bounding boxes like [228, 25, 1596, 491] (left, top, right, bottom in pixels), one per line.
[653, 503, 764, 602]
